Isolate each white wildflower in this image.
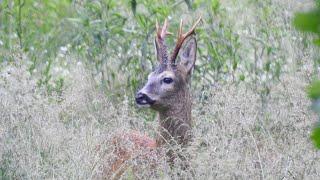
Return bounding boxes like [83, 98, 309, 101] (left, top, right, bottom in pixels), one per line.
[11, 33, 18, 38]
[60, 46, 68, 54]
[261, 74, 267, 81]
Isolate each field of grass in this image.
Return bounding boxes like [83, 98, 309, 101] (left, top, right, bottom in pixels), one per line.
[1, 0, 320, 179]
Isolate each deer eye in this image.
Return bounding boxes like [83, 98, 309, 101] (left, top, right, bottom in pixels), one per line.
[163, 77, 173, 84]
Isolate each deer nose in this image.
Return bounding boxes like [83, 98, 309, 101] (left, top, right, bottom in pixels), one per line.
[135, 92, 155, 105]
[135, 92, 148, 105]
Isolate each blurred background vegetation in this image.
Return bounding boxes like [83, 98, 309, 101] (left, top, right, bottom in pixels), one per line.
[1, 0, 320, 179]
[293, 0, 320, 148]
[0, 0, 320, 137]
[0, 0, 319, 144]
[0, 0, 299, 95]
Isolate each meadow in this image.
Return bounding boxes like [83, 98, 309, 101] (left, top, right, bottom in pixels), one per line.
[1, 0, 320, 179]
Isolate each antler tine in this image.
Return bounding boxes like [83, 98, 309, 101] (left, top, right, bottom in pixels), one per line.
[182, 17, 202, 40]
[155, 19, 172, 64]
[156, 19, 173, 38]
[170, 17, 202, 63]
[161, 19, 168, 38]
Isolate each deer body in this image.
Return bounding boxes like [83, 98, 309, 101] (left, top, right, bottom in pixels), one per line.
[107, 18, 201, 179]
[156, 77, 192, 146]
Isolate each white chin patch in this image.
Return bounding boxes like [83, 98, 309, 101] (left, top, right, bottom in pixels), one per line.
[138, 104, 150, 108]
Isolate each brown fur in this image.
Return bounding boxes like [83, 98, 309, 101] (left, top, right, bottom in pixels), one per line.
[156, 66, 192, 146]
[106, 19, 199, 179]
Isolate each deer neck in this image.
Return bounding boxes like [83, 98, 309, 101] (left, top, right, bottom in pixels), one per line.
[156, 88, 192, 146]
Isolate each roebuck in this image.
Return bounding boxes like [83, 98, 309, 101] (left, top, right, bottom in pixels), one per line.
[108, 17, 201, 179]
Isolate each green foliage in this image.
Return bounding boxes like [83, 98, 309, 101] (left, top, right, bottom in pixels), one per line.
[0, 0, 287, 95]
[1, 0, 320, 178]
[294, 10, 320, 47]
[308, 80, 320, 100]
[0, 0, 315, 120]
[311, 126, 320, 149]
[294, 10, 320, 34]
[293, 1, 320, 149]
[0, 152, 12, 180]
[0, 0, 73, 95]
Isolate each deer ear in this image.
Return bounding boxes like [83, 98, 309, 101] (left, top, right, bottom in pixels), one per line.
[179, 37, 197, 74]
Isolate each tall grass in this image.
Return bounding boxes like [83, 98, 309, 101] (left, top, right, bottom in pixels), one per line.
[0, 0, 319, 179]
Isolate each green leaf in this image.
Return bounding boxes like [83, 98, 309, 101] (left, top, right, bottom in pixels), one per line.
[211, 0, 220, 14]
[239, 74, 245, 81]
[308, 80, 320, 100]
[311, 126, 320, 149]
[232, 60, 237, 70]
[274, 61, 281, 79]
[314, 38, 320, 46]
[293, 10, 320, 33]
[264, 61, 271, 72]
[135, 14, 148, 28]
[87, 1, 102, 13]
[267, 46, 273, 55]
[192, 0, 203, 9]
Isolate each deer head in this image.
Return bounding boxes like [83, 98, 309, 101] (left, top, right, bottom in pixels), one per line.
[135, 18, 201, 111]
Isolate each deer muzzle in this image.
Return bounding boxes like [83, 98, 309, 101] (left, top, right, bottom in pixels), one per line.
[135, 92, 156, 106]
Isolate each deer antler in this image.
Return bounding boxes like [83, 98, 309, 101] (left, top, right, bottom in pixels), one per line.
[155, 19, 172, 64]
[170, 17, 202, 64]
